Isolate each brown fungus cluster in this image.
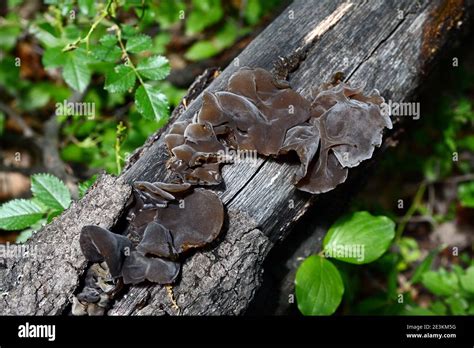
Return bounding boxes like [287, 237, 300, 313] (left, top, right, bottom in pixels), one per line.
[77, 67, 391, 304]
[79, 182, 224, 288]
[166, 67, 392, 193]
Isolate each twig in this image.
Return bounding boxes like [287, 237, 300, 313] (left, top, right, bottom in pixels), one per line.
[0, 101, 34, 137]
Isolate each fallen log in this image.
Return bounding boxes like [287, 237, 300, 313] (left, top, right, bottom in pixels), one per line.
[0, 0, 471, 315]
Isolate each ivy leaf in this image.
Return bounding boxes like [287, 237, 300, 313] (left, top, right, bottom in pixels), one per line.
[322, 211, 395, 264]
[63, 49, 91, 93]
[126, 34, 152, 53]
[295, 255, 344, 315]
[0, 199, 45, 231]
[105, 65, 136, 93]
[421, 269, 460, 296]
[31, 173, 71, 211]
[135, 84, 169, 123]
[136, 55, 170, 80]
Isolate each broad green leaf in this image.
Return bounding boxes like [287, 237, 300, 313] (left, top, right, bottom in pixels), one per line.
[421, 269, 459, 296]
[295, 255, 344, 315]
[136, 55, 170, 80]
[31, 173, 71, 211]
[185, 41, 220, 61]
[459, 266, 474, 293]
[105, 65, 136, 93]
[458, 181, 474, 208]
[63, 49, 91, 92]
[322, 211, 395, 264]
[186, 0, 223, 35]
[126, 34, 152, 53]
[135, 84, 169, 123]
[446, 295, 468, 315]
[430, 301, 448, 315]
[0, 199, 44, 230]
[410, 248, 439, 284]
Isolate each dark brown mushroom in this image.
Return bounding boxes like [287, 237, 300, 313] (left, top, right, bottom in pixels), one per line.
[156, 188, 224, 253]
[121, 251, 180, 285]
[79, 225, 132, 278]
[166, 121, 225, 185]
[136, 221, 177, 258]
[198, 68, 312, 156]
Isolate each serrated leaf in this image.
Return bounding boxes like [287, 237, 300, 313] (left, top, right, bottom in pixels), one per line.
[135, 84, 169, 123]
[31, 173, 71, 211]
[322, 211, 395, 264]
[0, 199, 44, 230]
[126, 34, 152, 53]
[92, 35, 122, 62]
[63, 49, 91, 93]
[105, 65, 136, 93]
[295, 255, 344, 315]
[43, 46, 67, 68]
[136, 55, 170, 80]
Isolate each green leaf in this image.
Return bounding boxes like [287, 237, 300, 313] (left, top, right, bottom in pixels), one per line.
[78, 0, 94, 16]
[295, 255, 344, 315]
[459, 266, 474, 293]
[411, 248, 439, 284]
[458, 181, 474, 208]
[126, 34, 152, 53]
[421, 269, 459, 296]
[185, 0, 223, 35]
[92, 35, 122, 62]
[31, 173, 71, 211]
[322, 211, 395, 264]
[0, 22, 21, 50]
[0, 111, 4, 136]
[43, 46, 67, 68]
[62, 49, 91, 93]
[105, 65, 136, 93]
[136, 55, 170, 80]
[446, 295, 468, 315]
[134, 84, 169, 123]
[0, 199, 44, 230]
[185, 41, 220, 61]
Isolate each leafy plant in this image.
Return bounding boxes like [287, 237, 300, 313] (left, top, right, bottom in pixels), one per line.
[0, 174, 72, 242]
[295, 211, 395, 315]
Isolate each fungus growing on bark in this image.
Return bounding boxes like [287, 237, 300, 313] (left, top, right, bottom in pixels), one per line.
[165, 121, 225, 185]
[121, 251, 180, 285]
[79, 225, 132, 278]
[155, 188, 224, 253]
[197, 67, 312, 156]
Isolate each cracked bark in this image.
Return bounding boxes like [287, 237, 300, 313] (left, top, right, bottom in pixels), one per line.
[0, 0, 471, 315]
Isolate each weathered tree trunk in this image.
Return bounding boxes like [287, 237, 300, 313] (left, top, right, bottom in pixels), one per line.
[0, 0, 471, 315]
